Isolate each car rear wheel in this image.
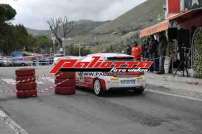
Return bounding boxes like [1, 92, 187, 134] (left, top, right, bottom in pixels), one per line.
[93, 79, 103, 96]
[135, 87, 145, 94]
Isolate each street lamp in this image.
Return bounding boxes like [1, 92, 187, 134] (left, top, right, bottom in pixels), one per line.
[78, 43, 81, 56]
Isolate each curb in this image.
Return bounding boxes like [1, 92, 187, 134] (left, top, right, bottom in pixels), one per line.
[0, 109, 28, 134]
[146, 83, 202, 101]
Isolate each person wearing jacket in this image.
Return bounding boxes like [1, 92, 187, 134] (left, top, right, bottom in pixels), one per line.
[131, 41, 142, 61]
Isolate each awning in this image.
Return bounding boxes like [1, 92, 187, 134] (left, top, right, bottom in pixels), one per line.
[168, 8, 202, 21]
[139, 20, 169, 38]
[139, 8, 202, 38]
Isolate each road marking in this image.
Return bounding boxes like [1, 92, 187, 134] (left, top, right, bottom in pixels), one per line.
[36, 81, 44, 85]
[0, 109, 29, 134]
[1, 78, 46, 85]
[44, 77, 54, 83]
[1, 79, 16, 85]
[147, 89, 202, 102]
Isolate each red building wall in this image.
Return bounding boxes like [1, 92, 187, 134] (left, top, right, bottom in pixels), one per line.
[168, 0, 181, 14]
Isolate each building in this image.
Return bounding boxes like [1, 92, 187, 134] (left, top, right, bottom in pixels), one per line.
[139, 0, 202, 77]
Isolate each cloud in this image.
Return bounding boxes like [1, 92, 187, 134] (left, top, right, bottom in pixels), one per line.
[3, 0, 145, 29]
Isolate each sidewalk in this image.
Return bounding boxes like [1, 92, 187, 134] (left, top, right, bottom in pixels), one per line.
[145, 72, 202, 100]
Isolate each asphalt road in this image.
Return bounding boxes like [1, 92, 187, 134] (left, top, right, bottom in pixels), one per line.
[0, 66, 202, 134]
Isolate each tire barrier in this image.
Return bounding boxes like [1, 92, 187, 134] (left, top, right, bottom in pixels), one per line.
[16, 68, 35, 77]
[55, 72, 76, 95]
[55, 87, 75, 95]
[15, 68, 37, 98]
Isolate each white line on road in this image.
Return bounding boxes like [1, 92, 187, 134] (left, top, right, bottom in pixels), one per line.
[0, 109, 29, 134]
[147, 89, 202, 102]
[36, 81, 44, 85]
[41, 77, 54, 83]
[1, 78, 46, 85]
[1, 79, 16, 85]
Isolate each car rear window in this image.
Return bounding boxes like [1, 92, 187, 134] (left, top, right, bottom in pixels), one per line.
[107, 57, 134, 61]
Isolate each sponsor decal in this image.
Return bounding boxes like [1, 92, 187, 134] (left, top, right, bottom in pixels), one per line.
[50, 56, 153, 74]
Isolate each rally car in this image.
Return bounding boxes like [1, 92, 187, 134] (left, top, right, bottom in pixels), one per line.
[76, 53, 146, 96]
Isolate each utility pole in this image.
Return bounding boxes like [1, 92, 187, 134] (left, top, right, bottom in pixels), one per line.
[79, 43, 81, 56]
[51, 35, 56, 55]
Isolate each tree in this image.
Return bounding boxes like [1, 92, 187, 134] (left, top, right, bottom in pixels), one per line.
[65, 44, 92, 56]
[34, 36, 52, 53]
[47, 17, 73, 48]
[0, 4, 16, 23]
[192, 27, 202, 78]
[0, 4, 50, 55]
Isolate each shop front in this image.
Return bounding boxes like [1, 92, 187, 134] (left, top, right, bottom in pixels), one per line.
[139, 8, 202, 77]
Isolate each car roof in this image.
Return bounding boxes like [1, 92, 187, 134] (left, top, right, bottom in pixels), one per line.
[87, 53, 132, 58]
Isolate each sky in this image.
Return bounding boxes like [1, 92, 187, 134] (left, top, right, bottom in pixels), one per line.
[1, 0, 146, 30]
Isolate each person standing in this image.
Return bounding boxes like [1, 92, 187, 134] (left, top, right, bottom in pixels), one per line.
[158, 32, 168, 74]
[142, 40, 149, 59]
[149, 36, 159, 72]
[126, 44, 132, 55]
[131, 41, 142, 61]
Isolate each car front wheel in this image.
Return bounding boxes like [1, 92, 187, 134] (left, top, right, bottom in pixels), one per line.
[93, 79, 104, 96]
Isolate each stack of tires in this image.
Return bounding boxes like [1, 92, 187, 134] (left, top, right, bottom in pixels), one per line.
[55, 72, 76, 95]
[16, 68, 37, 98]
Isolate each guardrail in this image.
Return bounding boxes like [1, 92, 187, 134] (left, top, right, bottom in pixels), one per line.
[32, 59, 53, 66]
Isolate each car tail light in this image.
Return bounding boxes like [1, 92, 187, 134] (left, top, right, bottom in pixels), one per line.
[110, 76, 119, 80]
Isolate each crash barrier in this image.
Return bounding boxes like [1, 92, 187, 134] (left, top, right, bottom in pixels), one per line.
[55, 72, 76, 95]
[15, 68, 37, 98]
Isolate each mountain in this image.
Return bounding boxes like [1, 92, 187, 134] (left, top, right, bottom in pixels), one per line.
[27, 20, 107, 37]
[28, 0, 165, 38]
[93, 0, 165, 34]
[68, 20, 108, 37]
[68, 0, 165, 53]
[27, 0, 166, 53]
[26, 28, 49, 36]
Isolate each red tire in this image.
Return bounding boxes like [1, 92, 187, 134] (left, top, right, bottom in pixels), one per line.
[55, 72, 75, 80]
[16, 68, 35, 77]
[16, 90, 25, 98]
[17, 90, 37, 98]
[16, 76, 36, 84]
[55, 79, 75, 87]
[16, 82, 37, 91]
[24, 90, 37, 97]
[55, 86, 75, 95]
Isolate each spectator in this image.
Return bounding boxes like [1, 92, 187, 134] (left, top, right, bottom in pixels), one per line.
[131, 41, 142, 61]
[158, 32, 168, 74]
[126, 44, 132, 55]
[142, 40, 149, 59]
[148, 36, 159, 72]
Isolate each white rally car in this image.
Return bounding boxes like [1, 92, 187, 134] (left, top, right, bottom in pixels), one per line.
[76, 53, 146, 96]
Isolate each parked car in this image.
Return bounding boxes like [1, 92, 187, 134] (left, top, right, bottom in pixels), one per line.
[12, 56, 33, 66]
[38, 57, 54, 65]
[53, 54, 65, 64]
[76, 53, 146, 96]
[0, 57, 5, 66]
[0, 57, 13, 66]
